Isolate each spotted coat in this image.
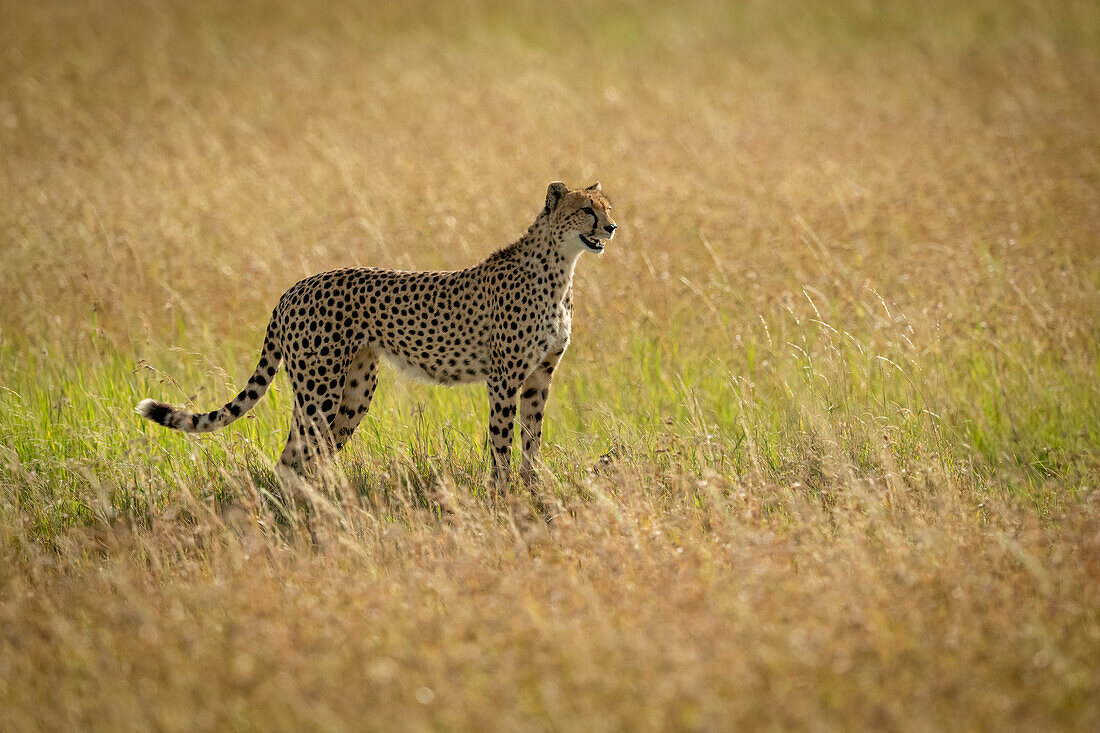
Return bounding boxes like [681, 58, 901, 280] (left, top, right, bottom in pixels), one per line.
[137, 181, 617, 486]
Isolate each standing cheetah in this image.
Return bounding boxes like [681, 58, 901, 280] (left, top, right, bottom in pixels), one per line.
[137, 181, 617, 486]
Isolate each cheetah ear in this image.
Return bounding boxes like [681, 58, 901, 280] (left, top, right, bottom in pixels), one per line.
[585, 181, 602, 192]
[545, 181, 569, 212]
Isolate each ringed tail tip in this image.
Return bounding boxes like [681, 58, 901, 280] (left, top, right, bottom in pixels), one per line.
[136, 398, 172, 426]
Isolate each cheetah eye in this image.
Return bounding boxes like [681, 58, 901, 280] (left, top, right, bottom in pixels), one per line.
[582, 206, 595, 215]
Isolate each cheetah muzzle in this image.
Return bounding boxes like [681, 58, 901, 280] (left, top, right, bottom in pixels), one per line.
[136, 180, 619, 490]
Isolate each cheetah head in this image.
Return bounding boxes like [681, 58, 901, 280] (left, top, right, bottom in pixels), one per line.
[544, 181, 617, 255]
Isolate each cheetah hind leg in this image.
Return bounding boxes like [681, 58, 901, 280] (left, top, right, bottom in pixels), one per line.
[276, 355, 350, 482]
[270, 408, 330, 528]
[273, 380, 346, 537]
[332, 347, 379, 453]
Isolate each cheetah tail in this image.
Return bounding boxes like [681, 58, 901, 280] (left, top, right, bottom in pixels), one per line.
[136, 328, 282, 434]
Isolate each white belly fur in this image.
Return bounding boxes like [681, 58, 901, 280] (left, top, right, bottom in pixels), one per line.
[380, 350, 487, 385]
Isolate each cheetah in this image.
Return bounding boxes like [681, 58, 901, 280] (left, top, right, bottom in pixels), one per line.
[137, 181, 617, 487]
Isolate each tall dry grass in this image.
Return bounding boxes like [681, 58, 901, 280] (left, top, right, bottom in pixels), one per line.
[1, 0, 1099, 729]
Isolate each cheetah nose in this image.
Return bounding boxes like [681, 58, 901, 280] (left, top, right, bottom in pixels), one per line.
[605, 224, 617, 234]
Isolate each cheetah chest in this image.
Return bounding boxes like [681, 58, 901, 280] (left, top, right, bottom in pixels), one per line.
[536, 298, 572, 356]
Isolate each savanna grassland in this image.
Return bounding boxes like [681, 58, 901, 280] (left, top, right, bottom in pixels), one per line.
[2, 0, 1099, 729]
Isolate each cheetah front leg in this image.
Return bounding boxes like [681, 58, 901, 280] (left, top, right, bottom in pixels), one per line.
[486, 375, 522, 491]
[519, 348, 565, 483]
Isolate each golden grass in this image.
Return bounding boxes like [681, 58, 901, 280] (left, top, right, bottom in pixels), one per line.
[2, 0, 1099, 729]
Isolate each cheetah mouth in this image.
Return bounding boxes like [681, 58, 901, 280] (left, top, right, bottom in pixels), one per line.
[579, 233, 605, 253]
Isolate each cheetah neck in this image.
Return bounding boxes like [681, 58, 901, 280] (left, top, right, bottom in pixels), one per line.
[481, 214, 582, 305]
[514, 214, 581, 301]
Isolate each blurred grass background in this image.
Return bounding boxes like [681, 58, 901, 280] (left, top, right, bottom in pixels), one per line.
[1, 0, 1099, 729]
